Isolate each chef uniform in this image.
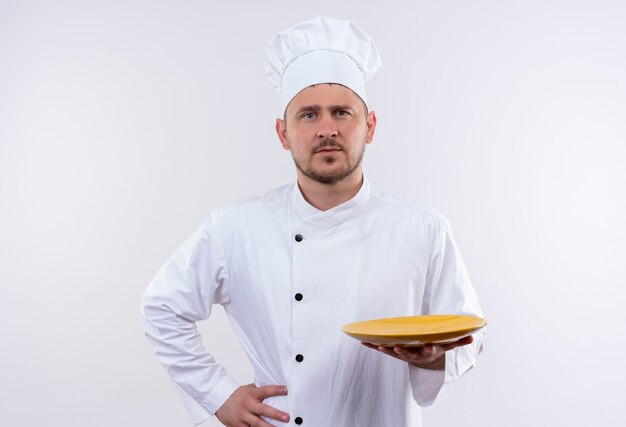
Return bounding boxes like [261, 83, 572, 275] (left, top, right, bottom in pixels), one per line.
[141, 17, 485, 427]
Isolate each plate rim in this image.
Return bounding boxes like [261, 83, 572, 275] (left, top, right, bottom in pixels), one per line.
[341, 314, 487, 338]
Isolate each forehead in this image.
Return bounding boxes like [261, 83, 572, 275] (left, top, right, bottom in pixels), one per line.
[286, 83, 364, 114]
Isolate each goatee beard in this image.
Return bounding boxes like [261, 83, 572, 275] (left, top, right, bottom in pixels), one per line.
[293, 139, 366, 185]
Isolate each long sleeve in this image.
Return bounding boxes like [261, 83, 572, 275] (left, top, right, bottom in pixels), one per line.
[140, 210, 239, 425]
[409, 215, 486, 406]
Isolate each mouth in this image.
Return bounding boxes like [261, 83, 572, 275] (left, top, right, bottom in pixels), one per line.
[315, 147, 342, 153]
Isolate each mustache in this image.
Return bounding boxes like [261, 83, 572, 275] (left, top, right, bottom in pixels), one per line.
[314, 138, 343, 152]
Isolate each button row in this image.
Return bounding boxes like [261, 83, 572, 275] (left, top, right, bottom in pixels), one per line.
[294, 233, 305, 426]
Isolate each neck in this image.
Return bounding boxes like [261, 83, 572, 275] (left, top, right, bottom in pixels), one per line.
[296, 170, 364, 211]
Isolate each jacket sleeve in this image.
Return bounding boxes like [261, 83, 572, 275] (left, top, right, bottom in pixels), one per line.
[140, 210, 239, 425]
[409, 214, 486, 407]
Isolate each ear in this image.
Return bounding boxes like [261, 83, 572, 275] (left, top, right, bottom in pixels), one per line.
[365, 111, 377, 144]
[276, 118, 290, 150]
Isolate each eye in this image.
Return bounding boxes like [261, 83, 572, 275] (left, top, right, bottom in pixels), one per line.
[301, 112, 315, 120]
[335, 110, 350, 117]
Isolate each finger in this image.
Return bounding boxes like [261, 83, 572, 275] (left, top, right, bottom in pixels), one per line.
[392, 346, 416, 356]
[377, 345, 405, 360]
[242, 411, 282, 427]
[255, 402, 290, 423]
[255, 384, 288, 399]
[361, 342, 401, 357]
[386, 345, 431, 355]
[392, 346, 429, 358]
[420, 344, 436, 358]
[390, 345, 437, 362]
[392, 346, 426, 362]
[361, 342, 379, 350]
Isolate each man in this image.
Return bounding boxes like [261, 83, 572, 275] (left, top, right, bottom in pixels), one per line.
[141, 16, 484, 427]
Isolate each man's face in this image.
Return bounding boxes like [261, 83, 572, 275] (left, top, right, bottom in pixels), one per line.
[276, 84, 377, 185]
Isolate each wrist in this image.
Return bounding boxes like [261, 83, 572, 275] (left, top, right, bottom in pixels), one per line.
[409, 354, 445, 370]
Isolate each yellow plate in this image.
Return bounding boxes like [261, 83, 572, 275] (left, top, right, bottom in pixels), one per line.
[342, 315, 487, 347]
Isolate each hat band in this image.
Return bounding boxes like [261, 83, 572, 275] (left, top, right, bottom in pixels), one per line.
[281, 50, 367, 114]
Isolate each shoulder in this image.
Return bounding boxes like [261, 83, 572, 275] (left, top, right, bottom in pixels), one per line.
[367, 182, 451, 231]
[200, 183, 293, 229]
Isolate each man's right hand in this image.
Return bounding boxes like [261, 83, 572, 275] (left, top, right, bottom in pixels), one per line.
[215, 383, 290, 426]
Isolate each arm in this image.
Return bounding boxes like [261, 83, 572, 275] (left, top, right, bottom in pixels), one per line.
[362, 215, 485, 406]
[141, 211, 291, 426]
[409, 215, 485, 406]
[140, 211, 239, 424]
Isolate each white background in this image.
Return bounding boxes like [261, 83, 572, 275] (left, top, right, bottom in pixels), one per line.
[1, 1, 625, 426]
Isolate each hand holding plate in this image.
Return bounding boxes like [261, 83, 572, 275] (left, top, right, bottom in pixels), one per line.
[361, 335, 474, 370]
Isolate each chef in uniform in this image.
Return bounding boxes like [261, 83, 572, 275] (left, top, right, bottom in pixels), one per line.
[141, 16, 485, 427]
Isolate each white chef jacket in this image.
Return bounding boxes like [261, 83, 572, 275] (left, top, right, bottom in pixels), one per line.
[141, 176, 484, 426]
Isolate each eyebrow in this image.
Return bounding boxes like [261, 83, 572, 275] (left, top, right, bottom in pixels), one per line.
[295, 105, 321, 115]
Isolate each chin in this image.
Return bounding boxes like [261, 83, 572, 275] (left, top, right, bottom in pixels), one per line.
[314, 168, 347, 179]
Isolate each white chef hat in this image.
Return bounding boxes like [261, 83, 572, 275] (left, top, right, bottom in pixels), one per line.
[265, 16, 382, 114]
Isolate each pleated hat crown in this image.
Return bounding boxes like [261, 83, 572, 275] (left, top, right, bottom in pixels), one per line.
[265, 16, 382, 114]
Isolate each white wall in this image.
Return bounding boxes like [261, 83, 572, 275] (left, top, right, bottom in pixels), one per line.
[1, 1, 625, 426]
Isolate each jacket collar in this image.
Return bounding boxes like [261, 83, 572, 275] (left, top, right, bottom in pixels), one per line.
[291, 175, 371, 227]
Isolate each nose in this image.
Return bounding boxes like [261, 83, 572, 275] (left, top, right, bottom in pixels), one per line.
[317, 114, 338, 139]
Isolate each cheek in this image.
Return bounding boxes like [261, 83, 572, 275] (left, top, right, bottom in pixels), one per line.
[287, 141, 306, 158]
[342, 121, 365, 135]
[296, 145, 313, 158]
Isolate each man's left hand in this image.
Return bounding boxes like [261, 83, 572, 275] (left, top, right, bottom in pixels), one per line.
[361, 335, 474, 371]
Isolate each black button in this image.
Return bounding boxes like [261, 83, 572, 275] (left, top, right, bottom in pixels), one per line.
[295, 293, 303, 301]
[295, 417, 303, 425]
[295, 234, 303, 242]
[295, 354, 304, 362]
